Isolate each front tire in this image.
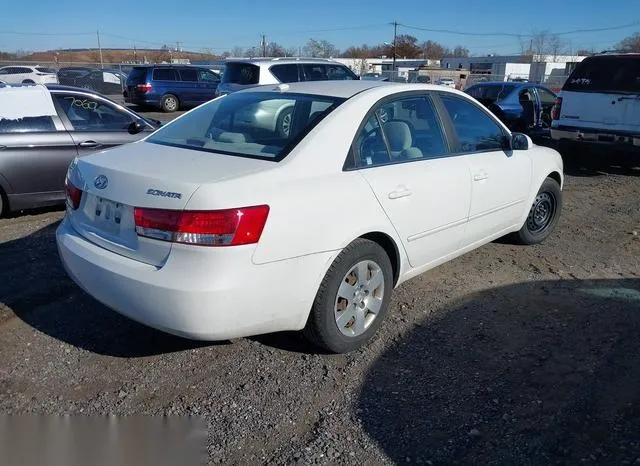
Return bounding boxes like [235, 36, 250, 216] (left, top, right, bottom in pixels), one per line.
[303, 239, 393, 353]
[276, 107, 293, 138]
[513, 177, 562, 245]
[161, 94, 179, 113]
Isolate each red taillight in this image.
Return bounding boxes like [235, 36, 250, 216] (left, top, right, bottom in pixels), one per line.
[551, 97, 563, 120]
[64, 178, 82, 210]
[133, 205, 270, 246]
[136, 84, 152, 92]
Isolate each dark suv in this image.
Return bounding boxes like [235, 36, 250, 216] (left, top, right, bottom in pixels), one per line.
[124, 65, 220, 112]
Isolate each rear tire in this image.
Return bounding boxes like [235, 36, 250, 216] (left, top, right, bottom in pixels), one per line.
[303, 239, 393, 353]
[512, 177, 562, 245]
[161, 94, 179, 113]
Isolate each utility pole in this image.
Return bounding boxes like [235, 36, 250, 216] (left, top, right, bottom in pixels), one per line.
[261, 35, 267, 57]
[96, 30, 104, 69]
[391, 21, 398, 79]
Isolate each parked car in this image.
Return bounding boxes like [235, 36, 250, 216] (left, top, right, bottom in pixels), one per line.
[57, 67, 94, 86]
[465, 81, 557, 138]
[124, 65, 221, 112]
[215, 58, 358, 96]
[361, 72, 389, 81]
[436, 77, 456, 88]
[74, 69, 127, 95]
[411, 75, 431, 84]
[0, 65, 58, 85]
[57, 81, 563, 353]
[0, 84, 161, 215]
[551, 52, 640, 154]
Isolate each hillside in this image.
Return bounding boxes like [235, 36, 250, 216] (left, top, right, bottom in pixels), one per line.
[1, 49, 221, 65]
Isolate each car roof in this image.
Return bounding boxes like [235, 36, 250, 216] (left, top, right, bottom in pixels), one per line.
[238, 80, 461, 99]
[0, 84, 57, 119]
[224, 57, 344, 66]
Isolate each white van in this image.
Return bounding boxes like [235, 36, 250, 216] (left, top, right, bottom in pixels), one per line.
[550, 53, 640, 153]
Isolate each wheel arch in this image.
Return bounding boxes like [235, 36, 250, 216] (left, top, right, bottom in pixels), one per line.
[547, 170, 563, 189]
[359, 231, 401, 286]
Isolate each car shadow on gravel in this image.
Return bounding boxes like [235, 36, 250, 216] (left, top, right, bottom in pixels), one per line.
[358, 278, 640, 465]
[1, 222, 219, 357]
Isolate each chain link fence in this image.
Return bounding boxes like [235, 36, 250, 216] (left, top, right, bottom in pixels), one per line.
[369, 70, 569, 93]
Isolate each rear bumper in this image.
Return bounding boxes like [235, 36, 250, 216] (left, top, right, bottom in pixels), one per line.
[551, 125, 640, 151]
[56, 218, 336, 340]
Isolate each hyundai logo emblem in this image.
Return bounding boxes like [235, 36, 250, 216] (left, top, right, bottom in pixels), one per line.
[94, 175, 108, 190]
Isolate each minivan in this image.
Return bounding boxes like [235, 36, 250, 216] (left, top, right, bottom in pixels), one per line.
[124, 65, 220, 112]
[551, 53, 640, 153]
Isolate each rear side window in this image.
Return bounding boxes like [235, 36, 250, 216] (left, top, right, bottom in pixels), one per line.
[178, 68, 198, 82]
[152, 68, 177, 81]
[270, 64, 299, 83]
[128, 67, 148, 84]
[0, 116, 55, 133]
[563, 56, 640, 93]
[35, 67, 56, 74]
[222, 63, 260, 85]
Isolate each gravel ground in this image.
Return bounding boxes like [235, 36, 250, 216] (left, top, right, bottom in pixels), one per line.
[0, 152, 639, 465]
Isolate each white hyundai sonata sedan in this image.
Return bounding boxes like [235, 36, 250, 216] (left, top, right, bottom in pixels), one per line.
[57, 80, 563, 353]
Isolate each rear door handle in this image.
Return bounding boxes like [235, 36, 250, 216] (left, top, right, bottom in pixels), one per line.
[388, 189, 412, 199]
[78, 140, 100, 148]
[473, 172, 489, 181]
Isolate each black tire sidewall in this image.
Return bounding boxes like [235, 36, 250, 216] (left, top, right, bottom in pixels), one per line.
[518, 177, 562, 245]
[306, 239, 394, 353]
[161, 94, 178, 113]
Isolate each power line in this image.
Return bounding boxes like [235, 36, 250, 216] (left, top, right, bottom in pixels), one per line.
[0, 30, 93, 36]
[400, 21, 640, 38]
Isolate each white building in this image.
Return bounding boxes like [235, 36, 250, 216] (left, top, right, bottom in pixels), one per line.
[440, 54, 587, 81]
[333, 58, 440, 78]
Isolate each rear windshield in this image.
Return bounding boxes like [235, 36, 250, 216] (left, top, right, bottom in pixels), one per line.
[147, 91, 344, 161]
[563, 56, 640, 94]
[466, 84, 516, 102]
[127, 67, 149, 84]
[222, 63, 260, 85]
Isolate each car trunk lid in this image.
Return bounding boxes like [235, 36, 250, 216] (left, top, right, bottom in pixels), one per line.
[68, 141, 274, 266]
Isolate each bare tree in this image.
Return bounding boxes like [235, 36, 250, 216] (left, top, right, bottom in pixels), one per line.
[420, 40, 447, 60]
[449, 46, 470, 58]
[547, 35, 567, 60]
[303, 39, 339, 58]
[229, 46, 245, 57]
[617, 32, 640, 52]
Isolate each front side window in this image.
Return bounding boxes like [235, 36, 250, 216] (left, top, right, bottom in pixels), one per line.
[179, 68, 198, 82]
[326, 65, 357, 80]
[440, 95, 506, 152]
[147, 92, 344, 161]
[354, 114, 389, 167]
[53, 94, 135, 131]
[270, 64, 299, 83]
[198, 70, 220, 83]
[536, 88, 557, 105]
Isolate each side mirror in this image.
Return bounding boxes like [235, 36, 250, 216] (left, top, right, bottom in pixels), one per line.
[128, 120, 144, 135]
[509, 132, 532, 151]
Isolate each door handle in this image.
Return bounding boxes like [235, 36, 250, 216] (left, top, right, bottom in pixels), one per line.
[473, 172, 489, 181]
[388, 188, 412, 199]
[78, 140, 100, 148]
